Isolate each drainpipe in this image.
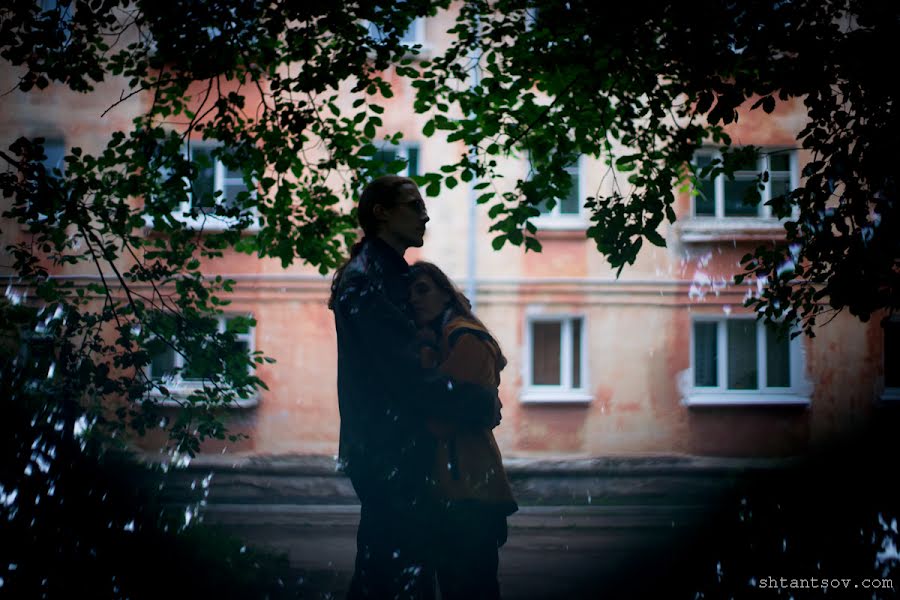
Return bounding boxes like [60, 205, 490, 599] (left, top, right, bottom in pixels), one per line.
[465, 15, 480, 311]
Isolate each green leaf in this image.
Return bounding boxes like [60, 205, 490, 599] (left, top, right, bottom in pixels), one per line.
[644, 229, 666, 248]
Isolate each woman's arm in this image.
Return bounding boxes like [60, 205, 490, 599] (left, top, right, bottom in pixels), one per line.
[437, 332, 500, 389]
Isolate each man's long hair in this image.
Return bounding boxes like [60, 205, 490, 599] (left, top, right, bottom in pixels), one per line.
[328, 175, 415, 310]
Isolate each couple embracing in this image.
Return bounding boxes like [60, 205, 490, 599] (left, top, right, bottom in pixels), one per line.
[329, 175, 518, 599]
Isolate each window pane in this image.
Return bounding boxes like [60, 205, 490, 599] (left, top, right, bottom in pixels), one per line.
[886, 321, 900, 388]
[559, 168, 580, 214]
[373, 148, 398, 175]
[399, 19, 419, 43]
[769, 153, 790, 172]
[183, 352, 214, 381]
[766, 326, 791, 387]
[222, 183, 245, 210]
[727, 320, 758, 389]
[406, 146, 419, 177]
[537, 196, 554, 215]
[191, 146, 216, 208]
[571, 318, 582, 388]
[532, 322, 561, 385]
[694, 322, 718, 386]
[771, 173, 792, 200]
[695, 179, 716, 216]
[42, 139, 66, 175]
[373, 148, 397, 163]
[730, 153, 758, 171]
[367, 21, 384, 42]
[370, 18, 420, 44]
[150, 347, 177, 380]
[226, 316, 252, 335]
[224, 340, 250, 375]
[694, 155, 715, 216]
[224, 164, 243, 180]
[724, 178, 760, 216]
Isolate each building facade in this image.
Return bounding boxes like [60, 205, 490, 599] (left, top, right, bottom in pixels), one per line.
[2, 7, 896, 461]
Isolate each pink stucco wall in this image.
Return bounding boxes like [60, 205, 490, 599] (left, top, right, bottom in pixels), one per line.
[1, 9, 890, 461]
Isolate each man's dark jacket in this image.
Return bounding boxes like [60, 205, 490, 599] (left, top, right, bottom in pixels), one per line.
[332, 237, 496, 510]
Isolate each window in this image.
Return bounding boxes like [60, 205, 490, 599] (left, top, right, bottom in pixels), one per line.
[38, 0, 71, 12]
[185, 142, 247, 212]
[177, 141, 255, 229]
[882, 318, 900, 401]
[38, 0, 74, 32]
[522, 314, 590, 403]
[371, 143, 419, 178]
[527, 154, 585, 228]
[367, 17, 425, 46]
[692, 149, 796, 219]
[147, 314, 257, 407]
[684, 316, 809, 406]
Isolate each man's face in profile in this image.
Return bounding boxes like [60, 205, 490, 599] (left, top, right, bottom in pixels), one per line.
[382, 183, 429, 249]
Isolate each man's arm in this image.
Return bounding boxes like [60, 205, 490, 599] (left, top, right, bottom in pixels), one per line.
[337, 273, 498, 427]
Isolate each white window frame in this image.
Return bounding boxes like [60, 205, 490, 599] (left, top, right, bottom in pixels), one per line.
[177, 141, 258, 231]
[529, 154, 588, 230]
[373, 142, 420, 178]
[521, 312, 591, 403]
[147, 313, 258, 408]
[691, 148, 799, 220]
[365, 17, 428, 50]
[880, 315, 900, 402]
[682, 315, 810, 406]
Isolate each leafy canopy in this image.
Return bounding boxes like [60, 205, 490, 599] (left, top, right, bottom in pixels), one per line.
[0, 0, 897, 460]
[415, 0, 898, 337]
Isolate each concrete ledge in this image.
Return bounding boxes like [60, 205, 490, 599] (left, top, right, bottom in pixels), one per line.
[200, 503, 710, 530]
[146, 453, 800, 474]
[150, 453, 798, 507]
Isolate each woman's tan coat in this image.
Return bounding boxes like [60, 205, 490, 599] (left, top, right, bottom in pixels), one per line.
[423, 315, 518, 515]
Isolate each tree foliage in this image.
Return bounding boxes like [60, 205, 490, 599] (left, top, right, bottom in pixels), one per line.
[1, 0, 450, 454]
[0, 0, 896, 464]
[0, 306, 293, 598]
[1, 4, 899, 594]
[415, 0, 898, 336]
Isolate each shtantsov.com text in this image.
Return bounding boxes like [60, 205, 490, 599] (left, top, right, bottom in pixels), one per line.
[757, 576, 894, 591]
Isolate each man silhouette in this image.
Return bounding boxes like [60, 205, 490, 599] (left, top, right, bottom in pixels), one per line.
[329, 175, 500, 599]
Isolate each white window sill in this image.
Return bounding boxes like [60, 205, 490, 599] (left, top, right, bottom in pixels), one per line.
[678, 217, 787, 242]
[402, 43, 432, 59]
[682, 392, 810, 407]
[878, 388, 900, 403]
[142, 212, 261, 233]
[533, 217, 588, 232]
[365, 45, 433, 61]
[148, 384, 259, 408]
[520, 390, 592, 404]
[179, 215, 259, 232]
